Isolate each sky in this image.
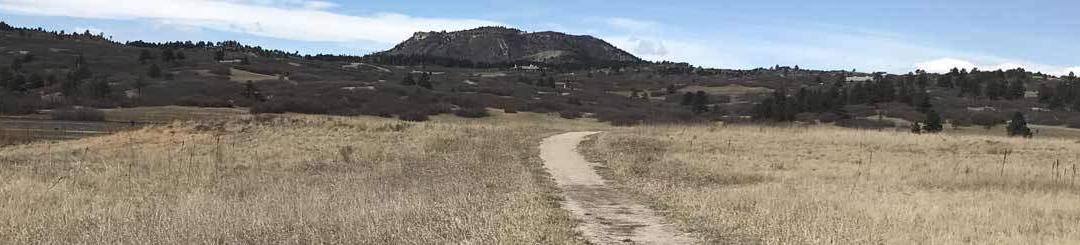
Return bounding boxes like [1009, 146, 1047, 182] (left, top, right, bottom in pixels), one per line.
[1, 0, 1078, 75]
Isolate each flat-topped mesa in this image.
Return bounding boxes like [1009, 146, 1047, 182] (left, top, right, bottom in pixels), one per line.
[383, 26, 642, 65]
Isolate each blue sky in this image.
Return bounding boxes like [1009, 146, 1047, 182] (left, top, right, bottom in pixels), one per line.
[1, 0, 1077, 75]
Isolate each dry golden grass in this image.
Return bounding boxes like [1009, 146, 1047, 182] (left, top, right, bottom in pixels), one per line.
[101, 106, 249, 123]
[582, 125, 1080, 244]
[0, 112, 602, 244]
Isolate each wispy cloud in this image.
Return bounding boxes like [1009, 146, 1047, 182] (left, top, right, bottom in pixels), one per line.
[916, 58, 1078, 76]
[605, 17, 660, 33]
[0, 0, 501, 44]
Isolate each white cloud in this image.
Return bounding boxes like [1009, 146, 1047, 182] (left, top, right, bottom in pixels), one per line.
[915, 58, 977, 73]
[915, 58, 1078, 76]
[625, 37, 668, 56]
[300, 1, 338, 10]
[0, 0, 501, 44]
[1061, 67, 1080, 76]
[70, 26, 104, 35]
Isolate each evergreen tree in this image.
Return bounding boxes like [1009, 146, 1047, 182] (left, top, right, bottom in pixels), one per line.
[1006, 80, 1025, 100]
[242, 80, 262, 101]
[88, 76, 111, 98]
[26, 73, 43, 89]
[213, 50, 226, 61]
[9, 57, 22, 71]
[680, 92, 694, 106]
[922, 110, 944, 133]
[692, 91, 710, 113]
[8, 74, 26, 92]
[175, 50, 186, 61]
[161, 49, 175, 62]
[148, 63, 162, 78]
[914, 89, 932, 113]
[416, 72, 433, 89]
[401, 74, 415, 86]
[138, 50, 154, 64]
[132, 76, 146, 94]
[1007, 112, 1033, 137]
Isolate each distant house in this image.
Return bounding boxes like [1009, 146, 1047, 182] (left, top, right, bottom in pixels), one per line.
[846, 76, 875, 82]
[967, 106, 997, 112]
[514, 64, 542, 71]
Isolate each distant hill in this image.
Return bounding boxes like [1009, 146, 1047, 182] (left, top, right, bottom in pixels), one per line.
[375, 27, 642, 66]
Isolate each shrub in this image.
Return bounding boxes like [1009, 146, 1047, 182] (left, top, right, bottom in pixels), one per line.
[454, 107, 490, 118]
[177, 96, 232, 108]
[398, 111, 430, 122]
[970, 112, 1005, 129]
[250, 97, 330, 114]
[50, 107, 106, 121]
[597, 111, 647, 126]
[818, 112, 846, 123]
[0, 92, 40, 115]
[559, 110, 583, 119]
[1068, 117, 1080, 129]
[835, 119, 895, 130]
[523, 100, 566, 113]
[794, 112, 819, 122]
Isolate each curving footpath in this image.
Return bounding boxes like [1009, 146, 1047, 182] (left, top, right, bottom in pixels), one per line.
[540, 132, 698, 244]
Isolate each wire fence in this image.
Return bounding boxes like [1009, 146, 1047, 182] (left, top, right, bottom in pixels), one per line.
[0, 118, 159, 146]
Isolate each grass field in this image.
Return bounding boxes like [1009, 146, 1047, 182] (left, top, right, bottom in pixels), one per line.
[0, 112, 603, 244]
[582, 125, 1080, 244]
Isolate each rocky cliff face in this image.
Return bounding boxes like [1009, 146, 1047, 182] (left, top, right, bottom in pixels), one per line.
[379, 27, 641, 65]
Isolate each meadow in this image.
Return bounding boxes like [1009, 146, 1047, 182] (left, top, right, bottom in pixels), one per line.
[0, 111, 601, 244]
[582, 124, 1080, 244]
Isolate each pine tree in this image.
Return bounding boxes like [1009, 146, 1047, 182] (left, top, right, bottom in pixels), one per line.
[680, 92, 694, 106]
[138, 50, 154, 64]
[161, 49, 175, 63]
[213, 50, 226, 61]
[922, 110, 944, 133]
[242, 80, 262, 101]
[401, 74, 415, 86]
[1007, 112, 1032, 137]
[692, 91, 710, 113]
[1006, 80, 1025, 100]
[9, 57, 22, 71]
[148, 63, 162, 78]
[132, 76, 146, 94]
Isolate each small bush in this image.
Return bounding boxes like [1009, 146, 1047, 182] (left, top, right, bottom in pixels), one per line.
[970, 112, 1005, 129]
[835, 119, 895, 129]
[818, 112, 846, 123]
[399, 111, 430, 122]
[454, 107, 490, 118]
[1068, 117, 1080, 129]
[50, 107, 106, 121]
[177, 96, 232, 108]
[559, 110, 583, 119]
[251, 97, 330, 114]
[598, 112, 647, 126]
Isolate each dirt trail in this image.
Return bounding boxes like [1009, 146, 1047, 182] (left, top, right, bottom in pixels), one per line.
[540, 132, 698, 244]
